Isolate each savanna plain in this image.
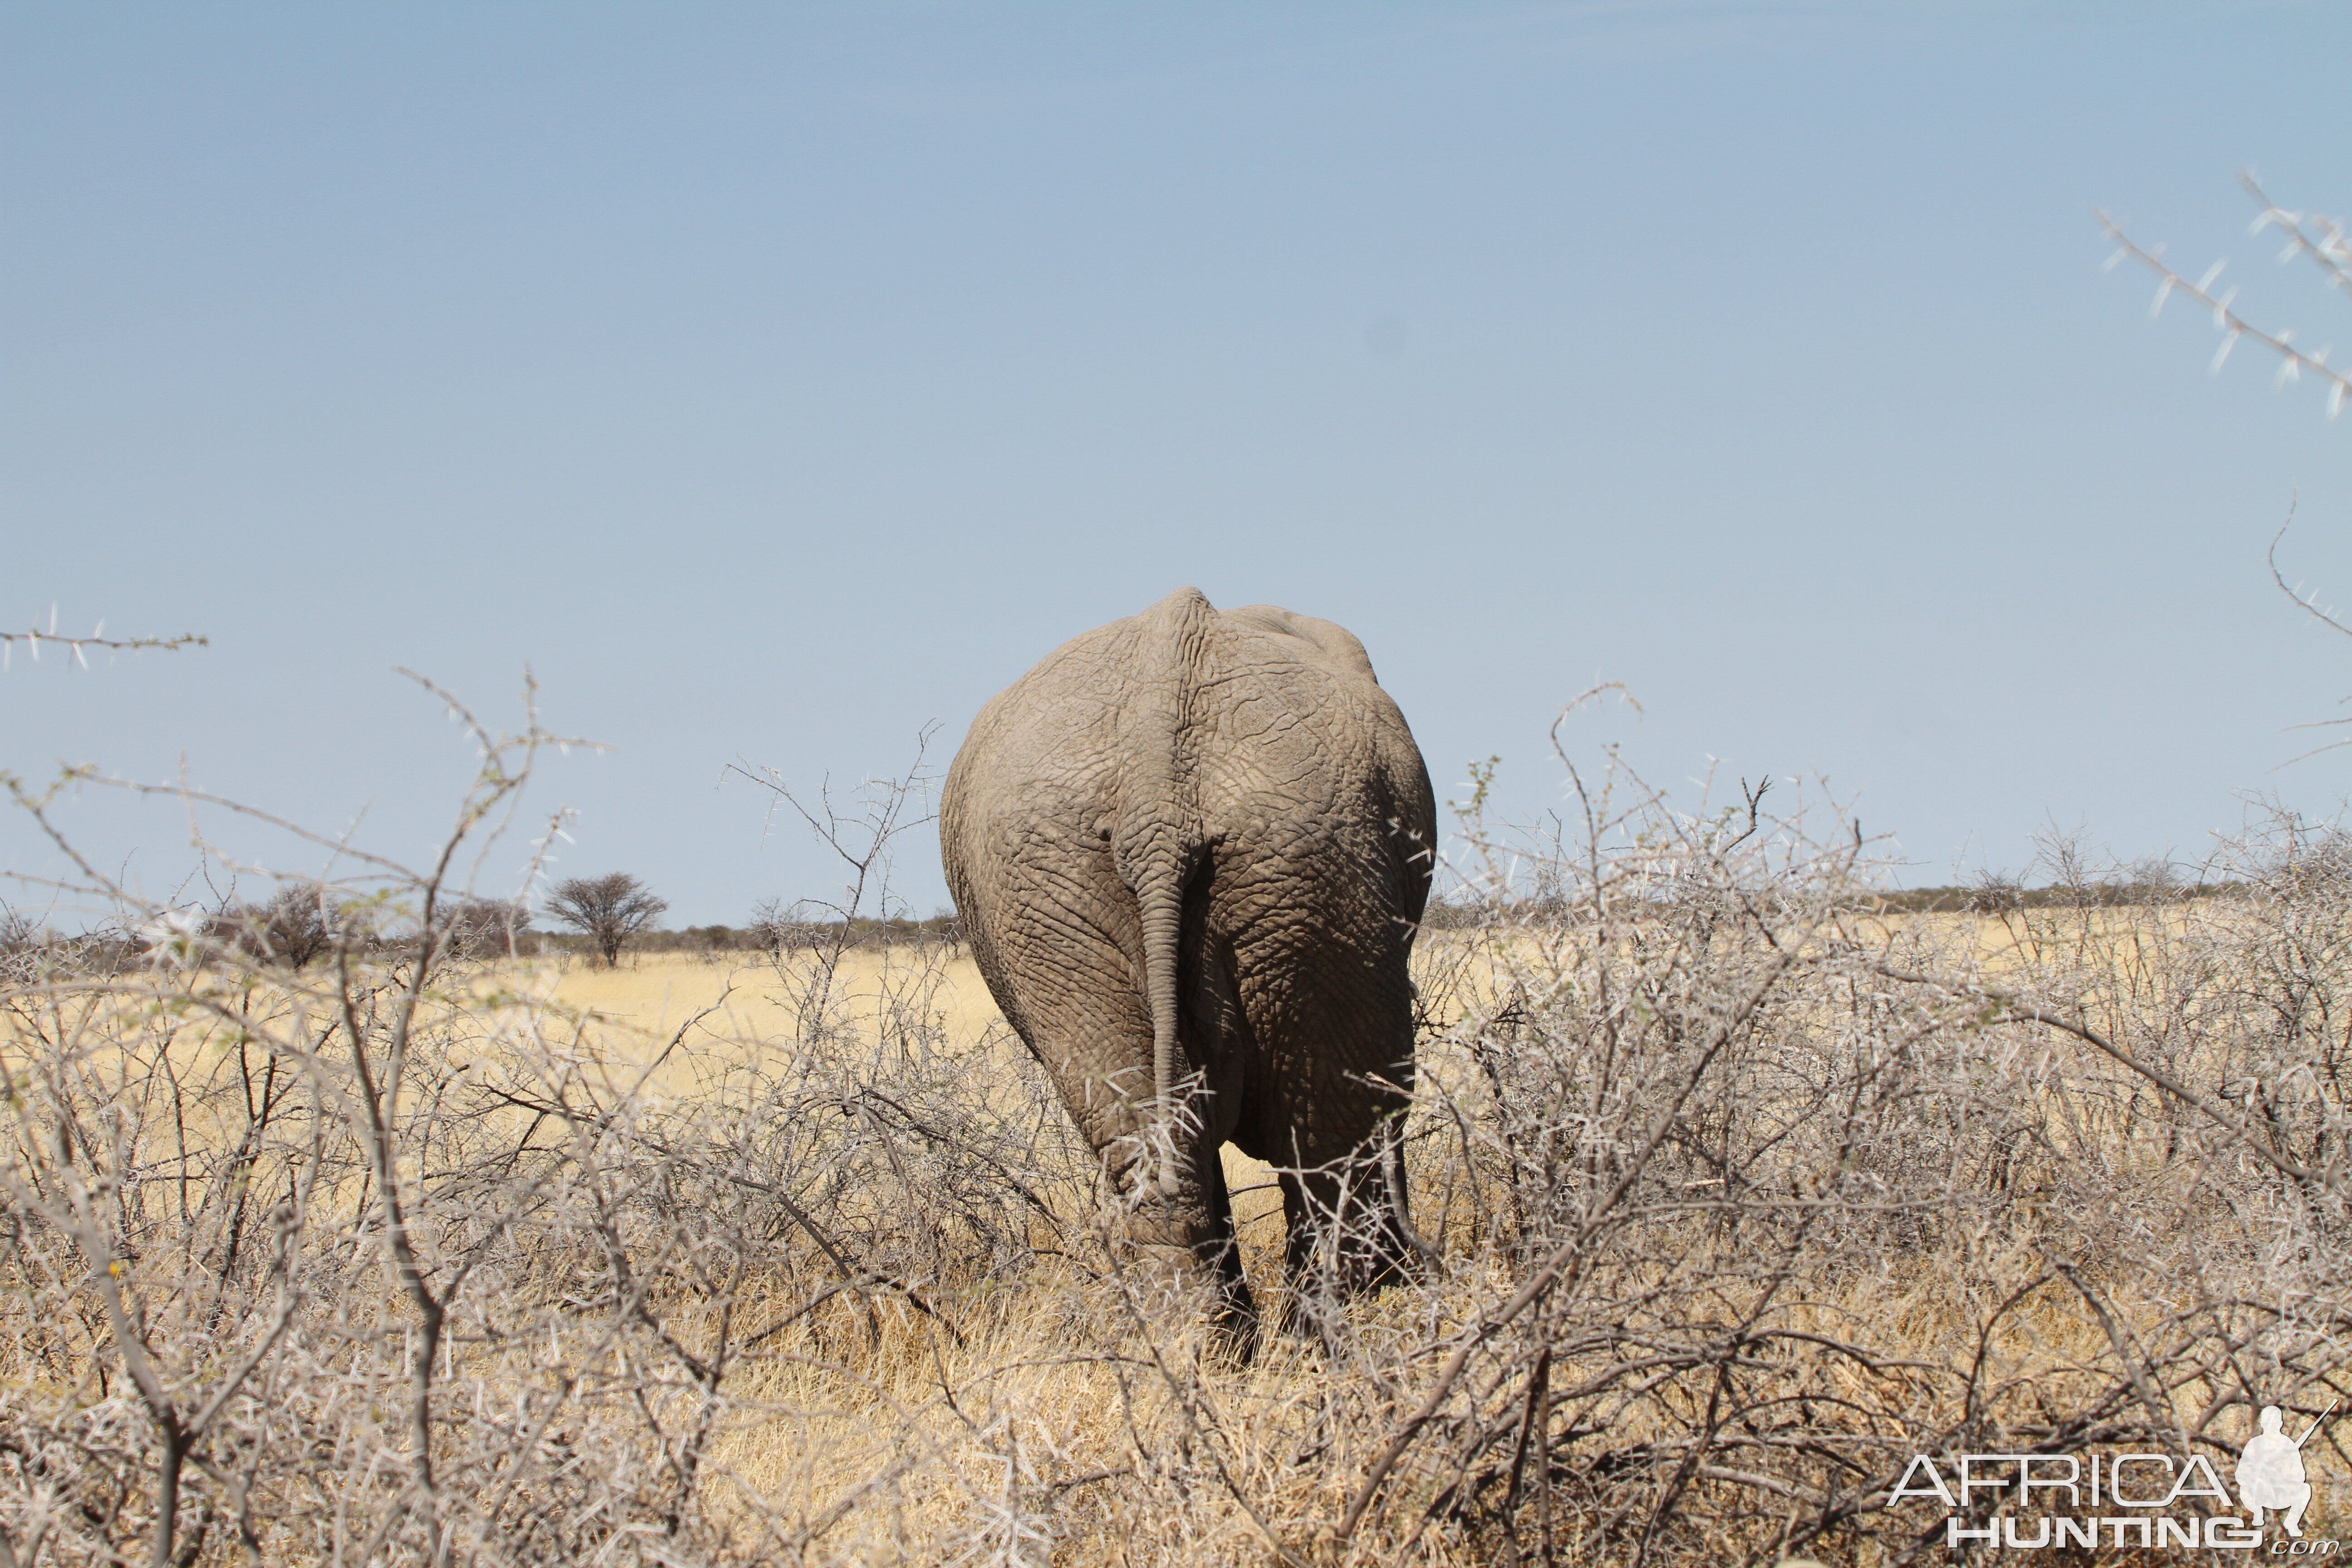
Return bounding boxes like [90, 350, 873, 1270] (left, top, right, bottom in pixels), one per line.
[1, 727, 2347, 1568]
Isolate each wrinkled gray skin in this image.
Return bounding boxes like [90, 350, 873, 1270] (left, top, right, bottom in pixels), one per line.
[941, 588, 1436, 1333]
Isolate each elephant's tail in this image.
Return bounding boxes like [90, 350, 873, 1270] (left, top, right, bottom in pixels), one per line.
[1116, 587, 1218, 1196]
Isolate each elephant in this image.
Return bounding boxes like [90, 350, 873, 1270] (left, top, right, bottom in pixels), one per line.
[940, 587, 1437, 1335]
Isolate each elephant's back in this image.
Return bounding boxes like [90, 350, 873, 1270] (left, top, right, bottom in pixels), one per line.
[947, 593, 1415, 804]
[942, 588, 1433, 911]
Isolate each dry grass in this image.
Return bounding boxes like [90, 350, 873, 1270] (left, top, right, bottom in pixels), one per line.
[2, 713, 2347, 1567]
[515, 949, 1300, 1287]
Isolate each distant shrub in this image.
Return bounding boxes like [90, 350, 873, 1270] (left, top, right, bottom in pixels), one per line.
[255, 884, 339, 968]
[744, 898, 960, 956]
[436, 896, 532, 960]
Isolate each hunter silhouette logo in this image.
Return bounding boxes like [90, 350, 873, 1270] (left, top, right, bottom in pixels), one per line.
[1885, 1398, 2339, 1550]
[2241, 1400, 2335, 1539]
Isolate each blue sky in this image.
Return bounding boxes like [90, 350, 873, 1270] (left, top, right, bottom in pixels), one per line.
[6, 3, 2352, 925]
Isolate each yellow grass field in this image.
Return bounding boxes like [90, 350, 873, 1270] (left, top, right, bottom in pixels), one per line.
[510, 903, 2198, 1286]
[537, 949, 1001, 1050]
[525, 908, 2122, 1040]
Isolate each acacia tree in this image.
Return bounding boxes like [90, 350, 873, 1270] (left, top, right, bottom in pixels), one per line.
[545, 873, 667, 966]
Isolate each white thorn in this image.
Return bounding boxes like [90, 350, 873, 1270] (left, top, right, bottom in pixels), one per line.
[2198, 260, 2228, 291]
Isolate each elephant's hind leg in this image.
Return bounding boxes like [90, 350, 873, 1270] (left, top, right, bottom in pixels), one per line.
[981, 902, 1252, 1323]
[1272, 1157, 1399, 1338]
[1259, 1083, 1419, 1337]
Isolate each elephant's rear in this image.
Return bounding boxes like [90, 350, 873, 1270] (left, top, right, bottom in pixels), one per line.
[942, 588, 1434, 1112]
[942, 587, 1436, 1305]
